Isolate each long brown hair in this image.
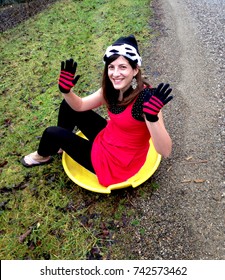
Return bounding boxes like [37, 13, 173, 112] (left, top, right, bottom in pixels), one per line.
[102, 55, 149, 107]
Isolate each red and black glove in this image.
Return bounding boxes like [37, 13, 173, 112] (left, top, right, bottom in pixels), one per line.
[58, 58, 80, 93]
[143, 83, 173, 122]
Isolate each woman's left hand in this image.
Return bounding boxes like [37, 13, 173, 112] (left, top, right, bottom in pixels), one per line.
[143, 83, 173, 122]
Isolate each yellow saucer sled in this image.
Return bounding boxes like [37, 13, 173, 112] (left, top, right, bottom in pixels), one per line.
[62, 131, 161, 194]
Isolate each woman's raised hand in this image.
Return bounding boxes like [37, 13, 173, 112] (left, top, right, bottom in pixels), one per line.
[58, 58, 80, 93]
[143, 83, 173, 122]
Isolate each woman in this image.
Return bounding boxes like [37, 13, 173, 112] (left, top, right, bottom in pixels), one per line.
[21, 35, 173, 187]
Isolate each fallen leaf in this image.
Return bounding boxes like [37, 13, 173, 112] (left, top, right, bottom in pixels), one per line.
[18, 221, 40, 243]
[19, 228, 32, 243]
[194, 179, 205, 183]
[4, 119, 12, 127]
[0, 182, 28, 193]
[0, 160, 8, 168]
[167, 166, 172, 172]
[86, 247, 103, 260]
[186, 156, 193, 161]
[181, 179, 192, 183]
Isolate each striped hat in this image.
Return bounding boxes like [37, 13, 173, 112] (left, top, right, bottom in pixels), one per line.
[103, 35, 142, 66]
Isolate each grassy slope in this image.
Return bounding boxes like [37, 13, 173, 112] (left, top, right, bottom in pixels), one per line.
[0, 0, 155, 259]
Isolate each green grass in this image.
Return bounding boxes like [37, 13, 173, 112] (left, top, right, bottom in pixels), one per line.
[0, 0, 157, 259]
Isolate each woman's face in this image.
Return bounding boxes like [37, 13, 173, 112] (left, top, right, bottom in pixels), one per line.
[107, 56, 138, 93]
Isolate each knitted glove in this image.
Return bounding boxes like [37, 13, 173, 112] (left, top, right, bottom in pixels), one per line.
[143, 83, 173, 122]
[58, 58, 80, 93]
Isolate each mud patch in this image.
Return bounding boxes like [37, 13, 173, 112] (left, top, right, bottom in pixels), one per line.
[0, 0, 57, 32]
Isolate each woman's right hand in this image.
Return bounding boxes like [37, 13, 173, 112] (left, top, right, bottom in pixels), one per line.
[58, 58, 80, 93]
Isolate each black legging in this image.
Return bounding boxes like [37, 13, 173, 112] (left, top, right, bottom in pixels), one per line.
[37, 100, 107, 172]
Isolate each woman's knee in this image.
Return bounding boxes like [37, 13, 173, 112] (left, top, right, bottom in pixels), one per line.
[43, 126, 63, 138]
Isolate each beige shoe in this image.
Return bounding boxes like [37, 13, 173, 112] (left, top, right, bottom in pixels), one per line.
[21, 151, 53, 167]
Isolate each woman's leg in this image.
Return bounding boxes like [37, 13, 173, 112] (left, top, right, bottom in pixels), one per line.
[21, 100, 106, 169]
[38, 126, 95, 172]
[57, 99, 107, 142]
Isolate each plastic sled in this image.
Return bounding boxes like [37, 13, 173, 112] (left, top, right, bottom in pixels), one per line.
[62, 131, 161, 194]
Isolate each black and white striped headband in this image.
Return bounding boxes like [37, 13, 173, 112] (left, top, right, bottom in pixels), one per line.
[103, 43, 142, 67]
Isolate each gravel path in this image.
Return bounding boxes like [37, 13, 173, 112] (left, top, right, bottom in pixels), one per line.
[134, 0, 224, 259]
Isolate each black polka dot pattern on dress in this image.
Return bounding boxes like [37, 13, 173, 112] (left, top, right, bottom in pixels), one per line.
[109, 104, 126, 114]
[109, 88, 155, 121]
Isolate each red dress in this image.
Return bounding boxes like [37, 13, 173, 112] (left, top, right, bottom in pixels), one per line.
[91, 98, 150, 186]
